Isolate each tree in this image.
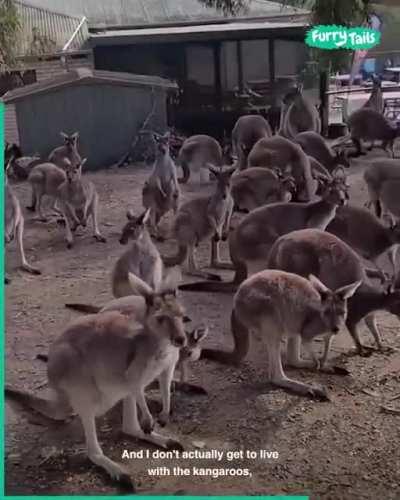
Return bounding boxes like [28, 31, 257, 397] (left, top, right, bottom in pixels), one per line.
[0, 0, 21, 72]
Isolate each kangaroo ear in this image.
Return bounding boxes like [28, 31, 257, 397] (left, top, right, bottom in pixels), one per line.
[142, 208, 151, 225]
[207, 163, 220, 177]
[128, 272, 154, 299]
[79, 158, 87, 169]
[335, 281, 362, 300]
[332, 166, 346, 180]
[192, 326, 209, 343]
[272, 167, 283, 179]
[309, 274, 330, 297]
[126, 209, 135, 220]
[223, 166, 237, 177]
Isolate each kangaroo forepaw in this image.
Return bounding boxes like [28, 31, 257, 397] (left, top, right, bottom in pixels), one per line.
[157, 411, 169, 428]
[141, 416, 155, 435]
[94, 235, 107, 243]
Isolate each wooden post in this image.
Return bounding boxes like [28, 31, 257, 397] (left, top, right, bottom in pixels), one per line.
[319, 70, 329, 137]
[237, 40, 244, 93]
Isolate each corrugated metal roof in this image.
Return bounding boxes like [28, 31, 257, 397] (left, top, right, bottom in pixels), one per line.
[90, 19, 307, 45]
[2, 67, 177, 103]
[19, 0, 309, 28]
[14, 0, 89, 57]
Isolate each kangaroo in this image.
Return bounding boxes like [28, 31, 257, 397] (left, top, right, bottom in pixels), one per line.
[7, 155, 42, 181]
[5, 166, 41, 283]
[326, 204, 400, 277]
[363, 158, 400, 218]
[26, 162, 66, 220]
[280, 85, 321, 139]
[347, 108, 400, 157]
[112, 209, 163, 298]
[179, 171, 349, 293]
[201, 269, 360, 400]
[177, 134, 223, 184]
[142, 132, 180, 238]
[4, 142, 22, 165]
[48, 131, 81, 169]
[231, 167, 296, 212]
[231, 115, 272, 165]
[57, 158, 106, 248]
[5, 272, 187, 491]
[295, 131, 350, 173]
[164, 165, 236, 280]
[378, 179, 400, 229]
[268, 229, 400, 359]
[247, 135, 318, 202]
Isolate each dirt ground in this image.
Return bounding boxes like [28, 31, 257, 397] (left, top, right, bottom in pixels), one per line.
[5, 151, 400, 498]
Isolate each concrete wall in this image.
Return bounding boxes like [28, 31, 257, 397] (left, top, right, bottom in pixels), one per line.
[15, 83, 167, 168]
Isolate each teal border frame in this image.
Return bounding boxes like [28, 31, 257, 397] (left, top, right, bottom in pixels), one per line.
[0, 101, 308, 500]
[1, 101, 5, 496]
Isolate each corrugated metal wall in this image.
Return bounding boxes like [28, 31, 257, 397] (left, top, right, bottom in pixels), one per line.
[18, 0, 307, 27]
[15, 83, 167, 168]
[15, 1, 88, 56]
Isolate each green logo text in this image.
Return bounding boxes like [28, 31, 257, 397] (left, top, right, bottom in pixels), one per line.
[305, 25, 381, 50]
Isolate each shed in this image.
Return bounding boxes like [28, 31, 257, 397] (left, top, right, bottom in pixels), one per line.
[2, 68, 177, 169]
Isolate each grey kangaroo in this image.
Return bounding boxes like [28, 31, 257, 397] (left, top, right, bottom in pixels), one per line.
[164, 165, 236, 279]
[5, 272, 187, 491]
[202, 269, 360, 400]
[142, 132, 180, 238]
[48, 131, 81, 169]
[177, 134, 223, 184]
[27, 162, 66, 220]
[5, 165, 41, 283]
[295, 131, 350, 173]
[57, 158, 106, 248]
[112, 209, 163, 298]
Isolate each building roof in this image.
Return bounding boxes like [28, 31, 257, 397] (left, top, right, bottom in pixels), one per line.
[2, 68, 177, 103]
[90, 19, 307, 46]
[19, 0, 309, 28]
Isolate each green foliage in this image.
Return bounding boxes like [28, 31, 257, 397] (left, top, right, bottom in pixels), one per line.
[197, 0, 249, 16]
[0, 0, 21, 71]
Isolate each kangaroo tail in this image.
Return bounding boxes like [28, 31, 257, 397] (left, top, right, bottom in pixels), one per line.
[178, 159, 190, 184]
[163, 245, 188, 267]
[5, 386, 73, 423]
[200, 309, 250, 364]
[65, 303, 102, 314]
